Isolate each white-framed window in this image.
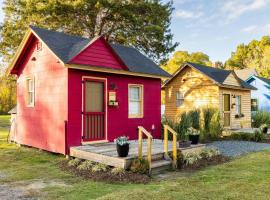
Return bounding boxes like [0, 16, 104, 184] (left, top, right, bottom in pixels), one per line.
[128, 84, 143, 118]
[235, 95, 241, 115]
[26, 77, 35, 106]
[176, 91, 184, 107]
[251, 98, 258, 111]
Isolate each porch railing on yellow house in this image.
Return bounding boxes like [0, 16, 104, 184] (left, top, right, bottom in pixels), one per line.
[138, 126, 153, 174]
[163, 125, 177, 168]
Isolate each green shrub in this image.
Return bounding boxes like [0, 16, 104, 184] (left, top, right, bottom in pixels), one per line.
[77, 160, 94, 171]
[188, 109, 200, 129]
[161, 117, 179, 141]
[68, 158, 82, 167]
[228, 132, 254, 141]
[202, 107, 216, 133]
[252, 110, 270, 128]
[200, 148, 220, 159]
[183, 152, 202, 166]
[91, 163, 109, 172]
[111, 167, 125, 175]
[209, 111, 223, 138]
[178, 112, 192, 140]
[254, 130, 264, 142]
[130, 158, 149, 174]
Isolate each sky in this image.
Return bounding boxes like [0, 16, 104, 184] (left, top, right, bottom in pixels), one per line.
[0, 0, 270, 62]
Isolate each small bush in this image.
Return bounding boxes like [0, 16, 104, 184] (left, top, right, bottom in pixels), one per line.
[202, 107, 216, 133]
[183, 152, 202, 166]
[111, 167, 125, 175]
[228, 132, 254, 141]
[254, 130, 264, 142]
[201, 148, 220, 159]
[77, 160, 94, 171]
[178, 112, 192, 140]
[68, 158, 82, 167]
[92, 163, 109, 172]
[130, 158, 149, 174]
[252, 110, 270, 128]
[188, 109, 200, 130]
[161, 117, 179, 141]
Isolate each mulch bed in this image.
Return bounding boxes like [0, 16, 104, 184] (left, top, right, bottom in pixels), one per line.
[59, 160, 150, 184]
[179, 155, 230, 172]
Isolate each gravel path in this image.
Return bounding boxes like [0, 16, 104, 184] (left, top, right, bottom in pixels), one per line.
[206, 141, 270, 157]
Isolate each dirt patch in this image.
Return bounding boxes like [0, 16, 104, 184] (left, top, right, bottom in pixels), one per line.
[180, 155, 230, 172]
[60, 160, 150, 184]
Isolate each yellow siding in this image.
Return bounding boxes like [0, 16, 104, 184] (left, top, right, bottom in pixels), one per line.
[223, 73, 241, 87]
[164, 66, 219, 121]
[219, 87, 251, 129]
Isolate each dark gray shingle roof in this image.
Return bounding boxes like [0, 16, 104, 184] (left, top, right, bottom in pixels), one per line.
[164, 62, 256, 90]
[30, 26, 170, 77]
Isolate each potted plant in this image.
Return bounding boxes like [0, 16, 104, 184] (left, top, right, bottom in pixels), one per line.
[115, 136, 129, 157]
[260, 124, 268, 134]
[187, 127, 200, 144]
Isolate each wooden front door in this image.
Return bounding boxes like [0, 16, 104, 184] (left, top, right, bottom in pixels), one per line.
[83, 78, 106, 142]
[223, 94, 231, 127]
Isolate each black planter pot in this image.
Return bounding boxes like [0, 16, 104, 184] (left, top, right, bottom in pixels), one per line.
[179, 140, 192, 148]
[116, 143, 129, 157]
[262, 127, 268, 134]
[188, 135, 200, 144]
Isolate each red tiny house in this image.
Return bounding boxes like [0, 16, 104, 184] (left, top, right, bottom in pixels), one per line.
[9, 26, 170, 155]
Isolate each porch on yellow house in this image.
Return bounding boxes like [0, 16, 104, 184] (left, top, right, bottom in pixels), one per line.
[70, 126, 205, 173]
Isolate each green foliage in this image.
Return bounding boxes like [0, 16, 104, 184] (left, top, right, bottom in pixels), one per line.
[0, 0, 178, 68]
[162, 51, 212, 74]
[200, 148, 220, 160]
[178, 112, 192, 140]
[130, 158, 149, 174]
[68, 158, 82, 167]
[228, 132, 254, 141]
[161, 117, 179, 140]
[77, 160, 94, 171]
[115, 136, 129, 146]
[209, 111, 223, 139]
[182, 152, 202, 166]
[254, 130, 264, 142]
[252, 110, 270, 128]
[111, 167, 125, 175]
[0, 75, 16, 114]
[91, 163, 109, 172]
[188, 109, 200, 129]
[225, 36, 270, 77]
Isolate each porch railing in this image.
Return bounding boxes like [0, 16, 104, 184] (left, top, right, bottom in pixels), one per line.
[163, 125, 177, 168]
[138, 126, 153, 174]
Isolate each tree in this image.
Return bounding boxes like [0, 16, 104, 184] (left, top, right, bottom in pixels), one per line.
[225, 36, 270, 77]
[0, 0, 178, 69]
[162, 51, 212, 74]
[0, 74, 16, 114]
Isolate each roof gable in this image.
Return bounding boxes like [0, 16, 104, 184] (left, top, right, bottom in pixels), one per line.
[69, 37, 127, 70]
[163, 62, 256, 90]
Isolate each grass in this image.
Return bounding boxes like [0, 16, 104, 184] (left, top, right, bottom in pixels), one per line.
[1, 115, 270, 199]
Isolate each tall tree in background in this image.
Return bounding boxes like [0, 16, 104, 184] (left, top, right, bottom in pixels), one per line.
[162, 51, 212, 74]
[225, 36, 270, 78]
[0, 0, 178, 68]
[0, 75, 16, 114]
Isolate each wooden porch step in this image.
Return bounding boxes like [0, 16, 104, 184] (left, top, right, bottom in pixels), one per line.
[151, 159, 172, 174]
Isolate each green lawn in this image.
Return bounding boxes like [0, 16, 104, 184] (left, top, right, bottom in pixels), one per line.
[0, 115, 270, 199]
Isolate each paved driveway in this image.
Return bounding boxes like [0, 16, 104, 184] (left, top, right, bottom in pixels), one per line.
[206, 141, 270, 157]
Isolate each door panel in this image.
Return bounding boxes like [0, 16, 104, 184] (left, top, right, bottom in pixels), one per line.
[223, 94, 231, 127]
[83, 79, 106, 141]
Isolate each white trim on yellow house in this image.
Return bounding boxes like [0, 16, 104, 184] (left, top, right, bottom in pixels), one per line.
[128, 84, 144, 119]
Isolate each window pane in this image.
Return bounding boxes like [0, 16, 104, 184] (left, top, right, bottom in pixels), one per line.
[129, 87, 140, 100]
[236, 96, 241, 114]
[129, 101, 140, 115]
[223, 94, 230, 111]
[85, 81, 104, 112]
[251, 99, 258, 111]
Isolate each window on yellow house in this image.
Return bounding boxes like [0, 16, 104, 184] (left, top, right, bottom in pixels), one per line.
[128, 84, 143, 118]
[176, 91, 184, 107]
[26, 77, 35, 106]
[235, 95, 241, 115]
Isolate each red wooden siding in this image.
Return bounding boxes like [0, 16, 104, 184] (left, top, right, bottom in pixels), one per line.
[70, 38, 126, 70]
[67, 69, 161, 148]
[16, 36, 68, 154]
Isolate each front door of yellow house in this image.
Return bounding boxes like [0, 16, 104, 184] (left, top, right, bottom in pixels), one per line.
[223, 94, 231, 127]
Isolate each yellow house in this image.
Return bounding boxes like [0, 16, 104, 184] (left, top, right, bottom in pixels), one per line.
[162, 62, 256, 129]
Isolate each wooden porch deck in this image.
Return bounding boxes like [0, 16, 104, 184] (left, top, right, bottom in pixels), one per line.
[70, 140, 205, 169]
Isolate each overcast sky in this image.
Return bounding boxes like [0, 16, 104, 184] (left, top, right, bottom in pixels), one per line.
[0, 0, 270, 62]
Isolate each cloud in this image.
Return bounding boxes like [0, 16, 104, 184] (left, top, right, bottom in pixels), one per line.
[223, 0, 269, 20]
[241, 23, 270, 34]
[175, 9, 203, 19]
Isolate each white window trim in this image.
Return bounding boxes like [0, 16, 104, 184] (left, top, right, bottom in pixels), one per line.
[235, 95, 241, 115]
[26, 76, 35, 107]
[128, 84, 144, 118]
[176, 91, 184, 107]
